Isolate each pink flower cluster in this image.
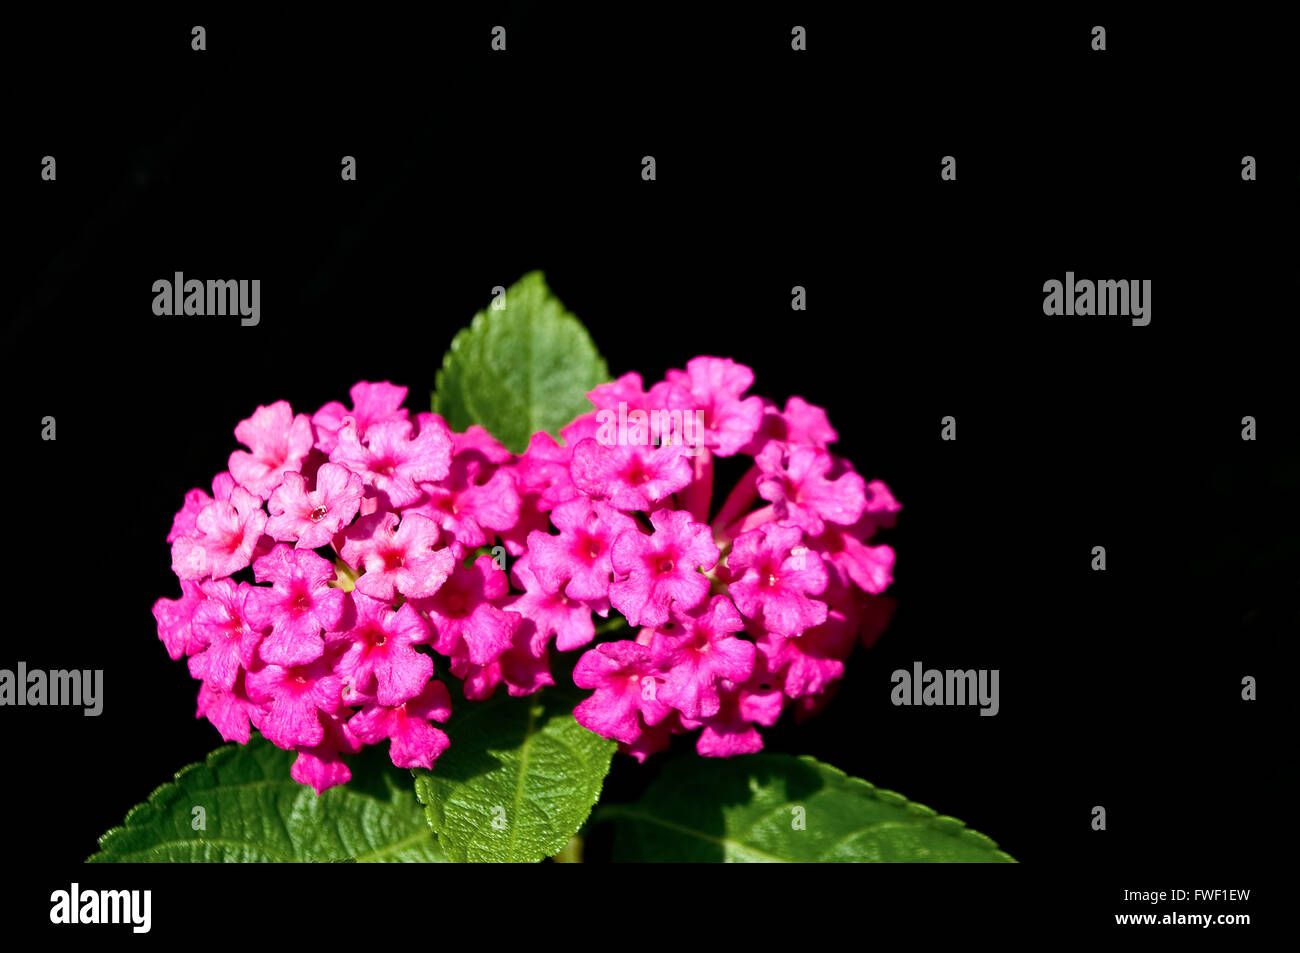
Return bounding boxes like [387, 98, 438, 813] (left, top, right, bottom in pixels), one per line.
[155, 383, 523, 792]
[539, 358, 899, 759]
[154, 362, 898, 792]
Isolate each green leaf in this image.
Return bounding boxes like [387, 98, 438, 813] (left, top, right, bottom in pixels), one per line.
[596, 753, 1016, 862]
[89, 735, 445, 863]
[412, 685, 616, 862]
[433, 271, 609, 453]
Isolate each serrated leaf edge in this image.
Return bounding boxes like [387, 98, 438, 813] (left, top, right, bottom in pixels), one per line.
[794, 755, 1016, 862]
[594, 753, 1017, 863]
[89, 742, 251, 861]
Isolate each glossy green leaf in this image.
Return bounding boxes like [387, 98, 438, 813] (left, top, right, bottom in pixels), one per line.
[598, 753, 1015, 862]
[412, 685, 616, 862]
[90, 735, 445, 862]
[432, 271, 608, 453]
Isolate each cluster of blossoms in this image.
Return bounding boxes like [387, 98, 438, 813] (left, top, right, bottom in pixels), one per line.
[153, 360, 898, 793]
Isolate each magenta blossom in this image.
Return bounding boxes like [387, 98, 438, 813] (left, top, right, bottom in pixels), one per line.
[228, 401, 315, 500]
[572, 641, 670, 745]
[664, 356, 765, 456]
[570, 439, 693, 511]
[330, 593, 433, 707]
[187, 578, 262, 692]
[245, 657, 343, 750]
[645, 595, 755, 720]
[609, 508, 719, 628]
[348, 679, 453, 770]
[172, 484, 268, 581]
[266, 463, 364, 549]
[312, 381, 410, 456]
[524, 497, 636, 604]
[727, 522, 829, 640]
[330, 416, 453, 507]
[413, 555, 521, 668]
[245, 546, 346, 667]
[339, 511, 456, 601]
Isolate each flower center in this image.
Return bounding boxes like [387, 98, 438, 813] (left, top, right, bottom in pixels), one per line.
[658, 558, 675, 574]
[625, 460, 650, 485]
[309, 505, 328, 523]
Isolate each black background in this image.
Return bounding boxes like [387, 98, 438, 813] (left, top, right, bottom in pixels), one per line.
[4, 3, 1292, 928]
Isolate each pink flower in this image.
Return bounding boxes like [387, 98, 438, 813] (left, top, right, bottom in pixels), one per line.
[645, 595, 755, 720]
[506, 555, 596, 655]
[330, 593, 433, 707]
[196, 673, 259, 744]
[348, 680, 452, 770]
[570, 438, 693, 511]
[211, 472, 237, 501]
[245, 657, 343, 749]
[407, 454, 521, 549]
[340, 511, 456, 601]
[187, 578, 262, 692]
[560, 412, 602, 447]
[290, 713, 362, 793]
[744, 396, 839, 454]
[779, 396, 838, 447]
[266, 463, 364, 549]
[497, 492, 553, 559]
[572, 641, 669, 745]
[811, 528, 896, 594]
[446, 423, 513, 464]
[413, 555, 520, 667]
[759, 578, 862, 698]
[245, 545, 346, 667]
[523, 497, 636, 603]
[664, 357, 765, 456]
[727, 522, 828, 639]
[330, 416, 453, 508]
[587, 372, 647, 410]
[609, 508, 719, 627]
[618, 712, 685, 763]
[153, 579, 208, 660]
[754, 442, 867, 536]
[228, 401, 315, 499]
[450, 638, 555, 701]
[695, 678, 784, 757]
[857, 479, 902, 536]
[312, 381, 410, 456]
[167, 488, 212, 543]
[176, 485, 268, 581]
[512, 431, 578, 509]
